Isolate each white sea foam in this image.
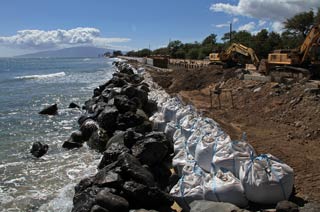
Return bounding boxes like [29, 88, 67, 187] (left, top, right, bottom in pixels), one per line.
[15, 72, 66, 80]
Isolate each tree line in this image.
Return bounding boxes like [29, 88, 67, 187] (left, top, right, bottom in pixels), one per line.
[122, 8, 320, 60]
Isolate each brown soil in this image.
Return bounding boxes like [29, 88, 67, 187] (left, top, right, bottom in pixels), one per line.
[146, 65, 320, 203]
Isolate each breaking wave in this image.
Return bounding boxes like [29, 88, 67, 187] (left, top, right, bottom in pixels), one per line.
[15, 72, 66, 80]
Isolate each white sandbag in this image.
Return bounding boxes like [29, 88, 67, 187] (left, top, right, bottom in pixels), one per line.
[176, 105, 196, 124]
[179, 115, 200, 139]
[239, 154, 294, 204]
[173, 129, 186, 154]
[187, 118, 220, 157]
[162, 101, 180, 122]
[195, 131, 231, 172]
[149, 112, 166, 131]
[164, 121, 177, 140]
[186, 129, 204, 157]
[137, 67, 145, 73]
[172, 149, 195, 177]
[212, 140, 256, 178]
[203, 169, 248, 207]
[170, 162, 204, 211]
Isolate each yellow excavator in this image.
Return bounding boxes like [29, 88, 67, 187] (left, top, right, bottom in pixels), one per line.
[260, 24, 320, 81]
[209, 43, 260, 68]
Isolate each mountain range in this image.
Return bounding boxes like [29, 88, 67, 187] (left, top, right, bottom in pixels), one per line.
[15, 46, 113, 58]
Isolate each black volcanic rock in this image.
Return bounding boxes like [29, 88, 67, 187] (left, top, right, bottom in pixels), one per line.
[98, 142, 130, 169]
[121, 181, 173, 210]
[97, 106, 119, 133]
[69, 102, 80, 109]
[95, 189, 129, 212]
[30, 142, 49, 158]
[114, 95, 137, 114]
[39, 104, 58, 115]
[62, 131, 84, 149]
[131, 137, 168, 167]
[80, 119, 99, 141]
[72, 186, 102, 212]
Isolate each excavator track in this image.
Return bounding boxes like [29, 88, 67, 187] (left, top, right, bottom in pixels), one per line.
[269, 66, 311, 82]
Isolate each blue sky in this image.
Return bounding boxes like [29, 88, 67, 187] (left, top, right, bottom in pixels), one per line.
[0, 0, 318, 57]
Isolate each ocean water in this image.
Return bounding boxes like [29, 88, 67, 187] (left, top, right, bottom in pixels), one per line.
[0, 57, 115, 211]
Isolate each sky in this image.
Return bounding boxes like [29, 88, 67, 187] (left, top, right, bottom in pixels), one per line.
[0, 0, 319, 57]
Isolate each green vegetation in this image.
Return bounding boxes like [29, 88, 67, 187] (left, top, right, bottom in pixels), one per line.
[126, 8, 320, 60]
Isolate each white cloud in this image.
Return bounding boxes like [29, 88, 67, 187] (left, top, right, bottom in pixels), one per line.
[215, 17, 239, 28]
[215, 23, 230, 28]
[258, 20, 267, 27]
[232, 18, 239, 23]
[238, 22, 256, 32]
[210, 0, 319, 21]
[271, 21, 285, 33]
[0, 27, 130, 50]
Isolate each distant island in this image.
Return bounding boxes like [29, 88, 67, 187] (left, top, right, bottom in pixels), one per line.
[15, 46, 115, 58]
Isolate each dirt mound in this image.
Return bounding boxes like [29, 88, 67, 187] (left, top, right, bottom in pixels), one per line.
[148, 66, 238, 93]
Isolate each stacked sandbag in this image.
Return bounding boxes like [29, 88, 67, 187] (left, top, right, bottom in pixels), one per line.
[142, 65, 295, 209]
[203, 169, 248, 207]
[211, 140, 256, 178]
[170, 161, 248, 211]
[194, 130, 231, 173]
[170, 162, 206, 211]
[239, 154, 294, 204]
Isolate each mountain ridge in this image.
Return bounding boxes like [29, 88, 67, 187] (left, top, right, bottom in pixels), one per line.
[15, 46, 113, 58]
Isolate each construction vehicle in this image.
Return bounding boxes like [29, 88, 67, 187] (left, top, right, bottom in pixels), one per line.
[209, 43, 260, 68]
[260, 24, 320, 81]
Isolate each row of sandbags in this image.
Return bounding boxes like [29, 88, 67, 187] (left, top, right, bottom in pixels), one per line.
[143, 71, 294, 210]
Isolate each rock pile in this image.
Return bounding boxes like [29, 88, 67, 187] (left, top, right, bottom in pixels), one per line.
[68, 61, 175, 212]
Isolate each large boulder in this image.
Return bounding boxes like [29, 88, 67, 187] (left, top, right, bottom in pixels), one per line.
[80, 119, 99, 141]
[121, 181, 173, 210]
[69, 102, 80, 109]
[190, 200, 250, 212]
[39, 104, 58, 115]
[133, 121, 153, 134]
[62, 131, 84, 149]
[117, 153, 155, 187]
[142, 100, 158, 117]
[87, 130, 109, 152]
[90, 205, 109, 212]
[95, 189, 129, 212]
[93, 169, 123, 189]
[117, 111, 145, 130]
[30, 142, 49, 158]
[101, 88, 121, 103]
[276, 200, 299, 212]
[114, 95, 137, 114]
[119, 66, 134, 75]
[72, 186, 102, 212]
[97, 106, 119, 133]
[83, 97, 99, 113]
[131, 137, 168, 167]
[75, 177, 94, 194]
[123, 129, 143, 149]
[98, 142, 130, 169]
[121, 86, 148, 106]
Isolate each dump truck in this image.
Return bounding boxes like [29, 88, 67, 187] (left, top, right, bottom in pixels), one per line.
[209, 43, 260, 68]
[260, 24, 320, 81]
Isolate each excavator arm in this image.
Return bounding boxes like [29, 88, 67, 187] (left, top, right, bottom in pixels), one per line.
[220, 43, 260, 67]
[299, 24, 320, 64]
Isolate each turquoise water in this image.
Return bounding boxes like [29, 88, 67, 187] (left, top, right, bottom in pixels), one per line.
[0, 57, 115, 211]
